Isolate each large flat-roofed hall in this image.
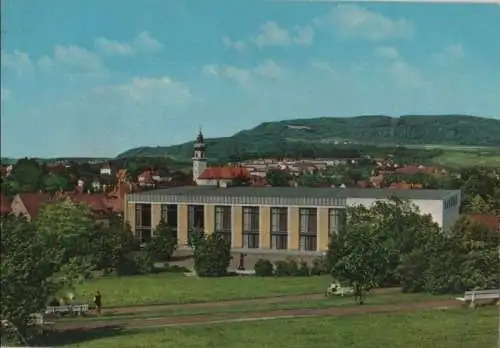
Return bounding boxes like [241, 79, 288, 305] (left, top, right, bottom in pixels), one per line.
[124, 186, 461, 255]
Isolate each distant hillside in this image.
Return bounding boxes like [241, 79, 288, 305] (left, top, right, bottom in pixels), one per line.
[117, 115, 500, 160]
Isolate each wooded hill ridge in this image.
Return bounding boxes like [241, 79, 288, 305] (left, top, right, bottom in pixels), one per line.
[116, 114, 500, 160]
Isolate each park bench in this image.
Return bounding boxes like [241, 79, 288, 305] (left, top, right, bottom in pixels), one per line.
[45, 304, 89, 316]
[455, 289, 499, 307]
[325, 283, 354, 297]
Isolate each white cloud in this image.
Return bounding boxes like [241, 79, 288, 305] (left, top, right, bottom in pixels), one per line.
[253, 21, 292, 47]
[91, 76, 191, 106]
[250, 22, 315, 47]
[1, 50, 34, 75]
[433, 44, 465, 65]
[254, 60, 283, 79]
[389, 60, 425, 88]
[374, 46, 400, 60]
[293, 26, 315, 45]
[37, 45, 105, 75]
[310, 59, 337, 75]
[133, 32, 164, 53]
[94, 32, 163, 56]
[203, 61, 283, 84]
[222, 37, 246, 52]
[314, 5, 413, 41]
[94, 37, 133, 56]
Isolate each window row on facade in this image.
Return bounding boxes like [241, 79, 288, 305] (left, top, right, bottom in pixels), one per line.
[133, 204, 346, 251]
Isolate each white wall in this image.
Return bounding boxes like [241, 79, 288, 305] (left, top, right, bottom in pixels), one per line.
[346, 197, 445, 228]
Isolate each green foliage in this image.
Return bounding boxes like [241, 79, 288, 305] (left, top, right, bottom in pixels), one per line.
[253, 259, 274, 277]
[43, 173, 70, 193]
[310, 257, 328, 276]
[91, 220, 137, 274]
[11, 158, 43, 192]
[266, 169, 291, 187]
[193, 232, 232, 277]
[462, 194, 497, 214]
[0, 214, 91, 345]
[327, 215, 390, 304]
[188, 228, 205, 250]
[36, 200, 95, 265]
[117, 115, 500, 159]
[297, 260, 310, 276]
[398, 216, 499, 294]
[143, 220, 177, 262]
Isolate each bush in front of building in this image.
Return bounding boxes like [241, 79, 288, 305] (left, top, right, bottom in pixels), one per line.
[193, 232, 232, 277]
[254, 259, 274, 277]
[310, 256, 328, 276]
[296, 260, 310, 276]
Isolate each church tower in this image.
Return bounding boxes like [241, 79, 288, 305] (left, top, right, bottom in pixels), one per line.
[192, 130, 207, 184]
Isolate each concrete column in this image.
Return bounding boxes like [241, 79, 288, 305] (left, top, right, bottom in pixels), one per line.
[126, 202, 136, 234]
[204, 204, 215, 235]
[151, 203, 162, 231]
[317, 207, 330, 252]
[232, 205, 243, 248]
[288, 207, 299, 250]
[177, 204, 188, 246]
[260, 206, 271, 249]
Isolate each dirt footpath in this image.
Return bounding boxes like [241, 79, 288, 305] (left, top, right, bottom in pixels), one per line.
[56, 298, 458, 331]
[99, 287, 401, 316]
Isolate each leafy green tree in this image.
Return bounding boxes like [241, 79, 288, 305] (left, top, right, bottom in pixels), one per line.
[43, 173, 70, 193]
[144, 220, 177, 262]
[266, 169, 290, 187]
[90, 218, 138, 274]
[1, 179, 20, 197]
[11, 158, 43, 192]
[193, 232, 232, 277]
[398, 216, 498, 294]
[36, 200, 95, 266]
[326, 213, 389, 304]
[462, 194, 497, 214]
[0, 215, 88, 345]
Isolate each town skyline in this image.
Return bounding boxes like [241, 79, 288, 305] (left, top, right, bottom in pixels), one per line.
[2, 0, 499, 158]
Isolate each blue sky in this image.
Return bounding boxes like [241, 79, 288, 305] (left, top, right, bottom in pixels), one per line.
[1, 0, 499, 158]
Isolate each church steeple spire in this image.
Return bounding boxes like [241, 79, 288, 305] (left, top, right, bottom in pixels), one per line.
[192, 129, 207, 184]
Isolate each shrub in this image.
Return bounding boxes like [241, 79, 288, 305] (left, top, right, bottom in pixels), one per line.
[194, 232, 232, 277]
[311, 257, 328, 276]
[274, 260, 292, 276]
[116, 253, 154, 276]
[286, 258, 300, 276]
[254, 259, 274, 277]
[296, 260, 311, 276]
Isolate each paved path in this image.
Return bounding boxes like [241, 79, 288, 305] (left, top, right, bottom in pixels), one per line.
[55, 298, 458, 331]
[98, 287, 401, 316]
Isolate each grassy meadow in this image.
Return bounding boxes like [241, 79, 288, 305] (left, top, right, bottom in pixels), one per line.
[48, 307, 498, 348]
[74, 273, 332, 307]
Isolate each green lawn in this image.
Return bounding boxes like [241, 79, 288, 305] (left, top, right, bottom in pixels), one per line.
[59, 292, 452, 323]
[75, 273, 331, 307]
[49, 307, 498, 348]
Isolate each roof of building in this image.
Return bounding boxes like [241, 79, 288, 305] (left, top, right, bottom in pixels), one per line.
[17, 193, 52, 218]
[467, 214, 500, 231]
[127, 186, 458, 201]
[198, 167, 249, 180]
[0, 193, 12, 214]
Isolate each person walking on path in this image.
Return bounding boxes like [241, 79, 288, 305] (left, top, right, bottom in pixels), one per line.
[94, 291, 102, 315]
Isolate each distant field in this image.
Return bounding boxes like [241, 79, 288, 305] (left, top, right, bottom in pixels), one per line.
[431, 150, 500, 168]
[59, 307, 498, 348]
